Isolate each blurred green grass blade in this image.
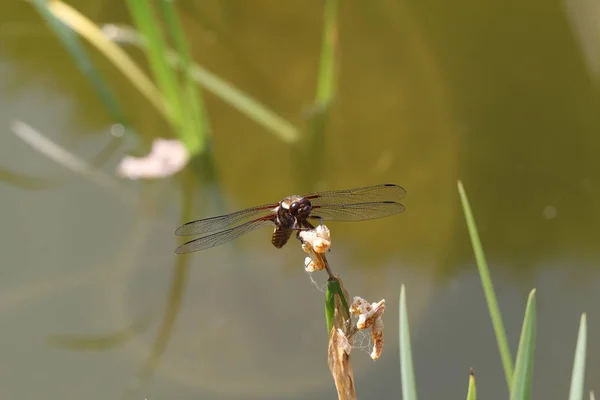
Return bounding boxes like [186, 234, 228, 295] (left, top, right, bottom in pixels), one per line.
[187, 62, 297, 144]
[188, 63, 297, 143]
[297, 0, 339, 188]
[158, 1, 209, 151]
[457, 180, 514, 388]
[102, 24, 299, 144]
[299, 103, 328, 175]
[466, 369, 477, 400]
[125, 0, 180, 115]
[569, 313, 588, 400]
[510, 289, 537, 400]
[316, 0, 338, 103]
[399, 285, 418, 400]
[591, 391, 596, 400]
[48, 2, 169, 120]
[31, 0, 129, 126]
[125, 1, 200, 152]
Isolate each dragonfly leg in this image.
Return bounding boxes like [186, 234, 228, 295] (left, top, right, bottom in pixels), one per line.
[308, 215, 325, 226]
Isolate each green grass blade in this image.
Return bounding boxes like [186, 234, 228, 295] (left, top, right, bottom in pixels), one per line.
[325, 278, 350, 334]
[158, 1, 209, 149]
[187, 62, 297, 143]
[325, 279, 336, 334]
[466, 369, 477, 400]
[125, 1, 200, 152]
[48, 2, 168, 120]
[189, 63, 298, 143]
[172, 43, 298, 144]
[399, 285, 418, 400]
[457, 180, 514, 388]
[510, 289, 537, 400]
[569, 313, 588, 400]
[316, 0, 338, 104]
[299, 0, 339, 180]
[125, 0, 179, 111]
[30, 0, 129, 126]
[103, 25, 299, 144]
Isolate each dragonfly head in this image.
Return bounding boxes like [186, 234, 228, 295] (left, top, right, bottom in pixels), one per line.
[278, 195, 313, 229]
[289, 197, 312, 221]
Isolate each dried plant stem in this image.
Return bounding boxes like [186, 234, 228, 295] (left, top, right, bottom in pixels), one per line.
[300, 224, 385, 400]
[323, 256, 357, 400]
[328, 321, 357, 400]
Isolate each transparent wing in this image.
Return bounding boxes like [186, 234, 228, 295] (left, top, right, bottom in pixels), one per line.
[304, 184, 406, 206]
[309, 201, 405, 222]
[175, 203, 277, 236]
[174, 217, 274, 254]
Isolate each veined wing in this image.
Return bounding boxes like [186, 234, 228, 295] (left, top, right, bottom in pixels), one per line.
[304, 184, 406, 206]
[175, 203, 278, 236]
[309, 201, 405, 222]
[175, 217, 274, 254]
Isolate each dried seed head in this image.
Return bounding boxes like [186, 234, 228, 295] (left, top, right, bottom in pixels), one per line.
[300, 224, 331, 271]
[299, 224, 331, 254]
[349, 297, 386, 359]
[370, 316, 384, 360]
[350, 298, 385, 330]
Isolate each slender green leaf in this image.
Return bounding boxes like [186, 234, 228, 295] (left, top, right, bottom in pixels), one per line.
[31, 0, 129, 126]
[510, 289, 537, 400]
[325, 279, 336, 334]
[316, 0, 338, 104]
[125, 0, 179, 114]
[158, 1, 209, 148]
[187, 61, 297, 143]
[466, 369, 477, 400]
[399, 285, 418, 400]
[325, 278, 350, 335]
[47, 2, 168, 120]
[457, 180, 513, 388]
[300, 0, 340, 182]
[101, 25, 299, 143]
[569, 313, 588, 400]
[125, 1, 204, 153]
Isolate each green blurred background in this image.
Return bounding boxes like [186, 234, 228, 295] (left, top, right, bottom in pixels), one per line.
[0, 1, 599, 399]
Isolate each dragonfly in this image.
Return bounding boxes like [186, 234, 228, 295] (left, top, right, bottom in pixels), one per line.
[174, 183, 406, 254]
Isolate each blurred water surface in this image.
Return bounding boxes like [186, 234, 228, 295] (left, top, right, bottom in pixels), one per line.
[0, 1, 599, 399]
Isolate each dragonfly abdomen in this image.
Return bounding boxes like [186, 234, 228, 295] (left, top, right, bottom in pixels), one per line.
[271, 227, 293, 248]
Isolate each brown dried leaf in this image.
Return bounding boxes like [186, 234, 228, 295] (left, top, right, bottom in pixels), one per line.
[328, 327, 356, 400]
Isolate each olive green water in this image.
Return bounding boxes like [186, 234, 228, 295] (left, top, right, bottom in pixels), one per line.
[1, 1, 599, 399]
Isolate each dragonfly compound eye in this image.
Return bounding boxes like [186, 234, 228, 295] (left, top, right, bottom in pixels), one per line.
[289, 201, 300, 214]
[293, 199, 312, 218]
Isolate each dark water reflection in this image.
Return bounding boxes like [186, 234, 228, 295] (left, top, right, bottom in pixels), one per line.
[1, 1, 599, 399]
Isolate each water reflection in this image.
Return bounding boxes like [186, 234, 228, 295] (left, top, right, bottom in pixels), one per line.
[109, 231, 435, 398]
[2, 0, 600, 399]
